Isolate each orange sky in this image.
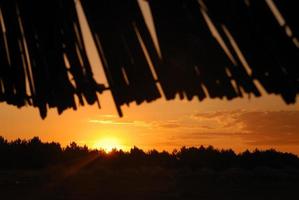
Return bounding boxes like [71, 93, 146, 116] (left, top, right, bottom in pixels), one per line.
[1, 92, 298, 154]
[0, 0, 299, 155]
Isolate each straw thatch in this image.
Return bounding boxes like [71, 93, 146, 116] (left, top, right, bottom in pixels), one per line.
[0, 0, 298, 118]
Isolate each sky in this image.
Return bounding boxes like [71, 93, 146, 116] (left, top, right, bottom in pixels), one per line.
[0, 0, 299, 154]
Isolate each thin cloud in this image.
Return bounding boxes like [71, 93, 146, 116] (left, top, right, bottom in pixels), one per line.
[192, 110, 299, 146]
[100, 114, 118, 118]
[151, 120, 182, 129]
[88, 120, 134, 125]
[88, 119, 153, 128]
[89, 110, 299, 146]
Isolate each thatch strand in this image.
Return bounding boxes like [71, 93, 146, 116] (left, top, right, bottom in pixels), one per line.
[0, 0, 28, 107]
[273, 1, 299, 40]
[0, 0, 104, 118]
[203, 0, 299, 103]
[0, 0, 298, 118]
[80, 0, 161, 116]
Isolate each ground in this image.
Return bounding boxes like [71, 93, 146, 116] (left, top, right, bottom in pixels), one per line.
[1, 165, 299, 200]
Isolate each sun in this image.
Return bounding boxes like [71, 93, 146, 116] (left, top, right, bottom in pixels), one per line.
[92, 137, 123, 152]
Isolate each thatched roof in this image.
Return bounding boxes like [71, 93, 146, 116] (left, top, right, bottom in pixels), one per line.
[0, 0, 298, 118]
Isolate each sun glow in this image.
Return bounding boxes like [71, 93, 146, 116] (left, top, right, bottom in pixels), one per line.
[92, 137, 123, 152]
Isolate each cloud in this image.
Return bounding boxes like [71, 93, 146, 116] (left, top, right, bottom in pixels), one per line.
[235, 110, 299, 145]
[88, 110, 299, 146]
[88, 118, 184, 130]
[236, 111, 299, 134]
[88, 119, 154, 128]
[88, 119, 134, 125]
[150, 120, 182, 129]
[100, 115, 118, 118]
[88, 114, 153, 127]
[192, 110, 244, 129]
[192, 110, 299, 146]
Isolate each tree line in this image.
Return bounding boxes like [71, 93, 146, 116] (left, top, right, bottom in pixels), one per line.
[0, 136, 298, 170]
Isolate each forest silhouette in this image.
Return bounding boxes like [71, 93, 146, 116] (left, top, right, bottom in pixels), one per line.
[1, 136, 299, 199]
[0, 136, 299, 170]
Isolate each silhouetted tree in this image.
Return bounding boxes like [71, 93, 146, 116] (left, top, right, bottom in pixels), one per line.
[0, 136, 299, 170]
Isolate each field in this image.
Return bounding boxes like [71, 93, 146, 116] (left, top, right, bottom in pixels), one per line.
[1, 138, 299, 199]
[1, 164, 299, 200]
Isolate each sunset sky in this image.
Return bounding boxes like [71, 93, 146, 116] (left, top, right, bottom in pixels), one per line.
[0, 0, 299, 155]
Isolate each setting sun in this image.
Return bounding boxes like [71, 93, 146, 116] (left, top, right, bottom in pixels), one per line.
[92, 137, 123, 152]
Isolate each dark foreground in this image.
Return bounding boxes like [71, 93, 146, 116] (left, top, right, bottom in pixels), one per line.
[1, 137, 299, 199]
[1, 165, 299, 200]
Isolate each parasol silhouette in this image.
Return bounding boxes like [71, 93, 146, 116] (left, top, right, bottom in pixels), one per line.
[0, 0, 298, 118]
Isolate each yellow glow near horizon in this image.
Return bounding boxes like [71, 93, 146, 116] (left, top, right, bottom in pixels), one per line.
[92, 137, 123, 152]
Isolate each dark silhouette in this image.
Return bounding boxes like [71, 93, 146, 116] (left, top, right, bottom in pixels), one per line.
[0, 136, 298, 170]
[0, 136, 299, 199]
[0, 1, 298, 118]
